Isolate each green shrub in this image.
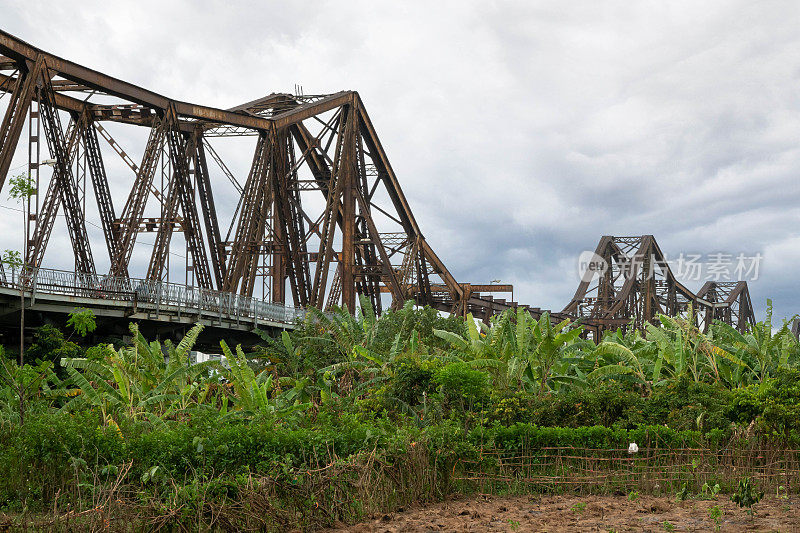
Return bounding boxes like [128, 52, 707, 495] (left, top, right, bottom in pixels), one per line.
[486, 390, 536, 426]
[644, 376, 732, 433]
[435, 363, 489, 411]
[0, 407, 722, 513]
[371, 305, 466, 354]
[729, 369, 800, 440]
[25, 324, 82, 371]
[473, 423, 703, 452]
[390, 357, 441, 406]
[485, 383, 645, 429]
[0, 410, 123, 510]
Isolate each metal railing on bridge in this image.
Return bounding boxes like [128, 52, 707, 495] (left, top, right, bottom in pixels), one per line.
[0, 265, 306, 327]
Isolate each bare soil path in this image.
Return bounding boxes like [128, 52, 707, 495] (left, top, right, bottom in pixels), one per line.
[325, 494, 800, 532]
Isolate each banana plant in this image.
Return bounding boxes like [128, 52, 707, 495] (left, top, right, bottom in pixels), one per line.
[434, 311, 514, 386]
[644, 313, 746, 386]
[60, 324, 214, 425]
[521, 312, 584, 395]
[435, 309, 584, 394]
[219, 340, 310, 420]
[303, 295, 382, 359]
[710, 301, 799, 385]
[433, 311, 513, 361]
[307, 299, 437, 399]
[584, 340, 662, 390]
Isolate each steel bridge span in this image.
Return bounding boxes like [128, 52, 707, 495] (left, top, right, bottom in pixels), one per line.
[0, 267, 303, 330]
[0, 30, 755, 341]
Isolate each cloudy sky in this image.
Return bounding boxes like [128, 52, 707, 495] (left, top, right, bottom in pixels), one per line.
[2, 0, 799, 321]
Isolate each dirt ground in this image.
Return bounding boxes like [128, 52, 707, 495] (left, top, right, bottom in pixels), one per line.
[325, 494, 800, 532]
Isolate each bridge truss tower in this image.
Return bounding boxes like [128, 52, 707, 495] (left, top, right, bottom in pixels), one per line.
[0, 30, 518, 317]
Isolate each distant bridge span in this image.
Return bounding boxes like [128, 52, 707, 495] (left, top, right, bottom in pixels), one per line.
[563, 235, 755, 337]
[0, 30, 754, 341]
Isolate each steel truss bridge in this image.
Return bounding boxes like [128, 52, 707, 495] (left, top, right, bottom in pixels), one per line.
[0, 30, 755, 340]
[562, 235, 755, 338]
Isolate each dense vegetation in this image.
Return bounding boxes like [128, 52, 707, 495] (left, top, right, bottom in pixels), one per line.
[1, 300, 799, 530]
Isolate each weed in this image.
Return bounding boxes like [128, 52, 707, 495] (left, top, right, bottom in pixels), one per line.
[709, 505, 722, 530]
[731, 477, 763, 512]
[627, 490, 640, 501]
[700, 482, 721, 500]
[662, 520, 675, 531]
[571, 502, 587, 513]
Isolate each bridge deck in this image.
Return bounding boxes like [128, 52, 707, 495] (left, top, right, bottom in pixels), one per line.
[0, 267, 303, 332]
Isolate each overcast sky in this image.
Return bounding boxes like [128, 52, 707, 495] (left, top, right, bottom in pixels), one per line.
[2, 0, 799, 321]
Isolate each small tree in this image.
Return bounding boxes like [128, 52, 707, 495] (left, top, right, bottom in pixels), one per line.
[67, 307, 97, 339]
[1, 249, 22, 269]
[7, 172, 36, 366]
[8, 172, 37, 202]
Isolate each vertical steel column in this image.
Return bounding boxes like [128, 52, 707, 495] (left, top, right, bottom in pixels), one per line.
[271, 206, 287, 304]
[25, 117, 79, 268]
[193, 134, 224, 287]
[221, 133, 272, 296]
[268, 130, 287, 304]
[26, 96, 40, 267]
[309, 109, 347, 307]
[642, 240, 654, 328]
[340, 104, 356, 311]
[110, 118, 164, 277]
[270, 129, 312, 306]
[82, 117, 119, 261]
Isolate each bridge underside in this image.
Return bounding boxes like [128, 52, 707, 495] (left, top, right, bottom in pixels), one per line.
[0, 31, 755, 341]
[0, 280, 290, 350]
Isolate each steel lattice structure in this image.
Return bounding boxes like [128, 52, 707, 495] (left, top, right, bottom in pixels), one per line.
[0, 29, 522, 319]
[0, 31, 755, 338]
[563, 235, 755, 337]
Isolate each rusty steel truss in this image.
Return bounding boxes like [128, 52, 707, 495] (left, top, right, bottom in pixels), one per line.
[0, 31, 755, 337]
[0, 29, 522, 319]
[563, 235, 756, 337]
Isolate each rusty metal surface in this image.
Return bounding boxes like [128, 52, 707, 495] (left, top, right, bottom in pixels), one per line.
[0, 30, 754, 338]
[562, 235, 756, 337]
